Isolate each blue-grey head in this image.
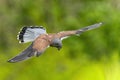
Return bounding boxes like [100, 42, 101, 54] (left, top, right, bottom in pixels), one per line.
[50, 38, 62, 50]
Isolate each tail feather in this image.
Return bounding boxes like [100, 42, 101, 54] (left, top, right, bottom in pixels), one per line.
[18, 26, 46, 43]
[8, 43, 36, 63]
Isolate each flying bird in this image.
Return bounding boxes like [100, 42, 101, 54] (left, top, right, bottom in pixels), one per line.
[8, 22, 102, 63]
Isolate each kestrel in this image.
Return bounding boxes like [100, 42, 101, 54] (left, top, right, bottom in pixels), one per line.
[8, 22, 102, 63]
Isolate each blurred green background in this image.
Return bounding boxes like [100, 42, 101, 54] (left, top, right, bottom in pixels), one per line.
[0, 0, 120, 80]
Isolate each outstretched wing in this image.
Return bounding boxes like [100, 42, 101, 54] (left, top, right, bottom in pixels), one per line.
[57, 22, 102, 40]
[8, 43, 36, 63]
[8, 35, 50, 63]
[18, 26, 46, 43]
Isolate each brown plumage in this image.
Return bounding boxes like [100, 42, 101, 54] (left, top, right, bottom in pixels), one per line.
[8, 22, 102, 63]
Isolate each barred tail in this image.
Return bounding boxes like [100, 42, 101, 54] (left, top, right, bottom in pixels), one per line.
[18, 26, 46, 43]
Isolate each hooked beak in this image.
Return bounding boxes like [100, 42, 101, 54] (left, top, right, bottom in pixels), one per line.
[57, 46, 62, 51]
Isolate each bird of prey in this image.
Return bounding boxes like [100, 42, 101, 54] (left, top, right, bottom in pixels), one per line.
[8, 22, 102, 63]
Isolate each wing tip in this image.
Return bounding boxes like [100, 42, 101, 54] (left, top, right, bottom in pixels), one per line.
[7, 59, 16, 63]
[99, 22, 103, 25]
[86, 22, 103, 30]
[76, 22, 103, 34]
[96, 22, 103, 27]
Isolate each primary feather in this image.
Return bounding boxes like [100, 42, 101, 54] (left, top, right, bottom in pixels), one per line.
[76, 22, 102, 34]
[8, 43, 36, 62]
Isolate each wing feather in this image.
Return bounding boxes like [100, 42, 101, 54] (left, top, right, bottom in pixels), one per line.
[57, 22, 102, 40]
[8, 43, 36, 63]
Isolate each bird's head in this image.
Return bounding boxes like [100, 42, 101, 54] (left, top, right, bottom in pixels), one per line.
[50, 38, 62, 50]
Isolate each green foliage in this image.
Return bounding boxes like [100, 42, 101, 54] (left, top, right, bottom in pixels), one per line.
[0, 0, 120, 80]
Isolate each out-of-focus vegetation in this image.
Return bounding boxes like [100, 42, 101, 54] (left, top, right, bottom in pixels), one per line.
[0, 0, 120, 80]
